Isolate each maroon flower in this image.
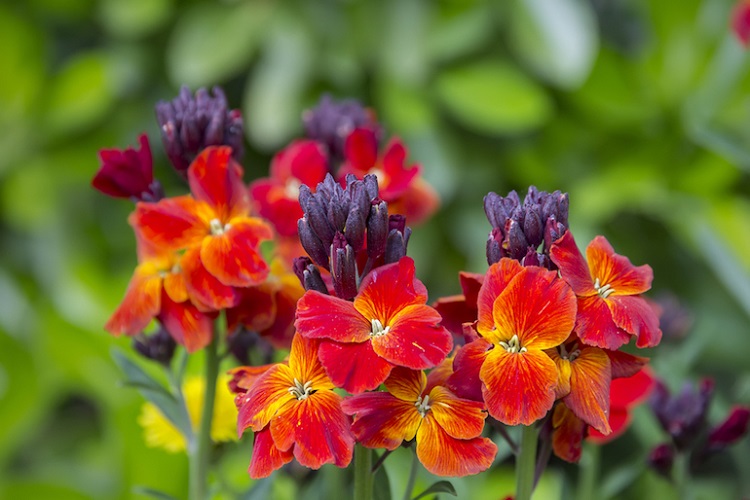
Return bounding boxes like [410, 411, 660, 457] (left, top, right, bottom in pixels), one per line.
[707, 406, 750, 450]
[732, 1, 750, 47]
[92, 134, 162, 202]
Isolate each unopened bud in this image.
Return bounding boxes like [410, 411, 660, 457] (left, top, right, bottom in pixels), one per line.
[133, 328, 176, 365]
[298, 218, 330, 269]
[331, 233, 357, 300]
[367, 200, 389, 260]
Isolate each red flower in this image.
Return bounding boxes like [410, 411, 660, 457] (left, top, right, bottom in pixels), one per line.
[550, 230, 662, 350]
[93, 134, 162, 201]
[295, 257, 452, 393]
[433, 271, 483, 341]
[342, 365, 496, 477]
[732, 1, 750, 47]
[249, 140, 329, 237]
[588, 367, 655, 443]
[132, 146, 273, 310]
[237, 335, 354, 478]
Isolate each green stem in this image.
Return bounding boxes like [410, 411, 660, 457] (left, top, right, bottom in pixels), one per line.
[354, 444, 374, 500]
[402, 448, 419, 500]
[189, 327, 221, 500]
[673, 451, 691, 500]
[516, 425, 539, 500]
[576, 442, 600, 500]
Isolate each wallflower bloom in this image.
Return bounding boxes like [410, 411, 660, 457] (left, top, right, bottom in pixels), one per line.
[342, 365, 496, 477]
[133, 146, 273, 310]
[236, 335, 354, 478]
[550, 230, 662, 350]
[93, 134, 163, 202]
[295, 257, 452, 393]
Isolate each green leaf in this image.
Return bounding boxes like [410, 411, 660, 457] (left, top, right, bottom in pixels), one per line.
[508, 0, 598, 89]
[434, 60, 553, 135]
[242, 476, 273, 500]
[111, 348, 193, 441]
[133, 486, 180, 500]
[412, 480, 457, 500]
[99, 0, 172, 39]
[373, 462, 392, 500]
[167, 2, 274, 88]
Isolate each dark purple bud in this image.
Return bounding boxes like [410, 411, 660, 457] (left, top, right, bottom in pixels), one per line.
[363, 174, 379, 201]
[367, 200, 389, 260]
[521, 248, 541, 267]
[555, 191, 569, 227]
[385, 226, 411, 264]
[544, 218, 567, 250]
[647, 443, 674, 479]
[347, 175, 370, 218]
[93, 134, 163, 202]
[344, 207, 366, 252]
[523, 207, 544, 247]
[293, 257, 329, 294]
[706, 406, 750, 450]
[388, 214, 407, 234]
[298, 218, 330, 269]
[483, 192, 503, 228]
[331, 233, 357, 300]
[506, 219, 529, 260]
[486, 228, 504, 265]
[651, 378, 714, 451]
[306, 195, 336, 248]
[327, 188, 350, 232]
[133, 328, 176, 366]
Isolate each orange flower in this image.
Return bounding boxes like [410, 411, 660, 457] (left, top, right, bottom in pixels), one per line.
[132, 146, 273, 310]
[236, 335, 354, 478]
[342, 365, 496, 477]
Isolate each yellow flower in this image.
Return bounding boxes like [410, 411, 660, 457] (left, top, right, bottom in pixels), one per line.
[138, 373, 238, 453]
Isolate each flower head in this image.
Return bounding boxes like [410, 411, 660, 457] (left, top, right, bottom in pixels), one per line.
[93, 134, 163, 202]
[650, 378, 714, 451]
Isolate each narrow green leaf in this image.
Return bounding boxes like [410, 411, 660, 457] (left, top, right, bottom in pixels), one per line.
[412, 480, 457, 500]
[242, 476, 273, 500]
[373, 463, 392, 500]
[133, 486, 180, 500]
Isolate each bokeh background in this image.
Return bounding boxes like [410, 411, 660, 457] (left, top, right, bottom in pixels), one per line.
[1, 0, 749, 498]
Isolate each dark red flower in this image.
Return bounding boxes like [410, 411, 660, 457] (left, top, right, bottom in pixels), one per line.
[93, 134, 163, 201]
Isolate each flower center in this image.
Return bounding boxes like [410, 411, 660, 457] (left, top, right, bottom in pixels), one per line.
[209, 218, 231, 236]
[499, 334, 527, 354]
[288, 378, 315, 400]
[415, 395, 431, 418]
[284, 178, 301, 199]
[370, 318, 390, 337]
[559, 343, 581, 361]
[594, 278, 615, 298]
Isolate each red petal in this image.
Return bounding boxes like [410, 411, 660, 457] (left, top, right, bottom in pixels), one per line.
[200, 217, 272, 287]
[318, 340, 394, 393]
[609, 367, 655, 409]
[104, 265, 161, 336]
[576, 295, 630, 350]
[248, 179, 303, 237]
[588, 408, 630, 443]
[379, 138, 419, 200]
[425, 357, 454, 394]
[163, 267, 189, 303]
[188, 146, 250, 221]
[296, 291, 371, 343]
[131, 196, 211, 251]
[732, 1, 750, 46]
[384, 367, 425, 402]
[248, 426, 293, 479]
[491, 266, 576, 349]
[480, 348, 557, 426]
[476, 259, 523, 337]
[434, 294, 475, 338]
[607, 295, 662, 348]
[283, 140, 329, 187]
[428, 386, 487, 440]
[354, 257, 428, 325]
[586, 236, 652, 295]
[550, 230, 596, 296]
[226, 285, 276, 335]
[370, 304, 452, 370]
[238, 364, 295, 433]
[181, 246, 239, 310]
[93, 134, 153, 199]
[565, 347, 612, 434]
[159, 292, 214, 353]
[447, 339, 493, 402]
[342, 392, 421, 449]
[386, 177, 440, 226]
[607, 350, 649, 379]
[416, 415, 497, 477]
[344, 128, 378, 172]
[551, 404, 586, 463]
[459, 272, 484, 309]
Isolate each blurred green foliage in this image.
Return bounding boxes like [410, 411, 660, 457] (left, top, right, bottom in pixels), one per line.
[0, 0, 749, 498]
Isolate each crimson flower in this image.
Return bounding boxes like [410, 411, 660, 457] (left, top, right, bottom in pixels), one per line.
[93, 134, 162, 202]
[550, 230, 662, 350]
[295, 256, 452, 393]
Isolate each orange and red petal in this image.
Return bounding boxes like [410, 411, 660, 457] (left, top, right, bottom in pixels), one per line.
[480, 348, 558, 426]
[551, 404, 586, 463]
[163, 268, 189, 304]
[379, 138, 419, 200]
[476, 259, 523, 338]
[354, 257, 428, 324]
[181, 246, 239, 310]
[132, 195, 210, 251]
[238, 363, 295, 433]
[318, 339, 394, 394]
[226, 284, 276, 335]
[278, 139, 329, 186]
[492, 266, 576, 349]
[447, 338, 493, 402]
[104, 266, 161, 336]
[549, 350, 572, 400]
[425, 356, 454, 394]
[344, 127, 378, 172]
[159, 292, 214, 353]
[248, 180, 303, 237]
[576, 295, 631, 350]
[607, 295, 662, 348]
[565, 347, 611, 434]
[587, 407, 630, 443]
[549, 230, 597, 296]
[296, 291, 372, 343]
[428, 386, 487, 440]
[228, 364, 276, 395]
[287, 335, 332, 390]
[586, 236, 653, 295]
[416, 416, 497, 477]
[384, 366, 426, 402]
[248, 426, 294, 479]
[188, 146, 250, 221]
[371, 304, 452, 370]
[342, 392, 422, 449]
[200, 218, 271, 287]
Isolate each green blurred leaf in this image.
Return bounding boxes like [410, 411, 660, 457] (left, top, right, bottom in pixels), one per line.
[508, 0, 598, 89]
[167, 2, 274, 87]
[434, 60, 553, 135]
[413, 480, 457, 500]
[133, 486, 180, 500]
[374, 463, 392, 500]
[427, 4, 495, 63]
[99, 0, 172, 39]
[242, 476, 273, 500]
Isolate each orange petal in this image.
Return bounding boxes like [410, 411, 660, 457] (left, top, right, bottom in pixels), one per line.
[428, 386, 487, 440]
[318, 340, 394, 393]
[342, 392, 422, 449]
[425, 356, 455, 394]
[181, 246, 239, 310]
[353, 257, 427, 325]
[228, 364, 275, 395]
[607, 295, 662, 348]
[237, 364, 295, 433]
[296, 290, 371, 343]
[131, 196, 210, 251]
[386, 177, 440, 226]
[476, 259, 523, 339]
[104, 264, 161, 336]
[549, 230, 596, 297]
[159, 292, 214, 353]
[248, 426, 293, 479]
[384, 367, 426, 402]
[288, 335, 333, 392]
[200, 217, 272, 287]
[492, 266, 576, 349]
[548, 349, 572, 400]
[586, 236, 652, 295]
[565, 347, 611, 434]
[163, 266, 189, 303]
[576, 295, 631, 350]
[446, 338, 493, 402]
[188, 146, 251, 221]
[551, 404, 586, 463]
[587, 407, 629, 444]
[480, 348, 558, 426]
[416, 415, 497, 477]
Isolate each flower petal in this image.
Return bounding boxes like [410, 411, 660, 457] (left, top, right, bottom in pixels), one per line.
[238, 364, 295, 433]
[425, 356, 454, 394]
[586, 236, 652, 295]
[188, 146, 250, 221]
[181, 246, 239, 310]
[576, 295, 630, 350]
[386, 176, 440, 226]
[384, 367, 425, 402]
[200, 217, 272, 287]
[288, 335, 332, 391]
[476, 259, 523, 339]
[447, 339, 493, 402]
[565, 347, 612, 434]
[371, 304, 452, 370]
[284, 140, 329, 186]
[548, 349, 572, 400]
[607, 295, 662, 348]
[607, 350, 649, 379]
[416, 416, 497, 477]
[480, 348, 558, 426]
[296, 291, 372, 343]
[318, 340, 394, 393]
[609, 368, 654, 409]
[104, 264, 161, 336]
[163, 267, 189, 303]
[587, 407, 630, 443]
[550, 230, 596, 296]
[551, 404, 586, 463]
[132, 196, 211, 251]
[342, 392, 422, 449]
[159, 292, 214, 353]
[344, 127, 378, 172]
[248, 426, 293, 479]
[492, 266, 576, 349]
[428, 386, 487, 440]
[226, 285, 276, 335]
[354, 257, 428, 324]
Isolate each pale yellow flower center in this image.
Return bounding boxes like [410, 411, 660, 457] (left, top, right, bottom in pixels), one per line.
[500, 334, 527, 354]
[209, 218, 231, 236]
[594, 277, 615, 298]
[415, 394, 432, 418]
[288, 378, 314, 400]
[284, 178, 302, 199]
[370, 318, 390, 337]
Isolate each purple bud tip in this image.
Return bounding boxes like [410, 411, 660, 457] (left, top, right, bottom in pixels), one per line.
[647, 443, 675, 479]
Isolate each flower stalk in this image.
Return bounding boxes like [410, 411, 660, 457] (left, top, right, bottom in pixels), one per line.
[516, 425, 539, 500]
[354, 444, 374, 500]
